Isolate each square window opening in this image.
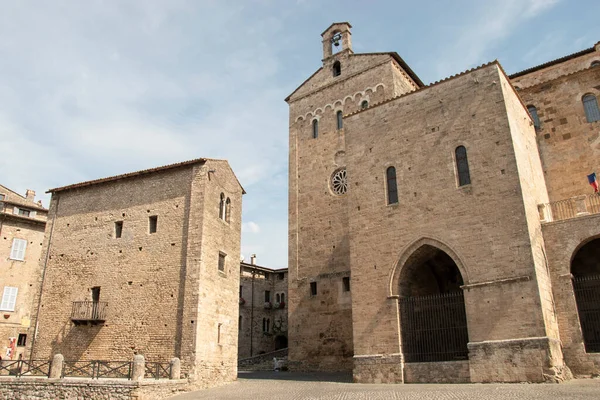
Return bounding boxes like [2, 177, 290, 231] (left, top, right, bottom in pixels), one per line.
[265, 290, 271, 303]
[114, 221, 123, 238]
[17, 334, 27, 347]
[149, 215, 158, 234]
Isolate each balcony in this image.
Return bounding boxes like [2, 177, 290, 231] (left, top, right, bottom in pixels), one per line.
[71, 301, 108, 325]
[538, 194, 600, 223]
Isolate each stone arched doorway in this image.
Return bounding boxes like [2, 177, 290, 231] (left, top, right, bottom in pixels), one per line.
[571, 238, 600, 353]
[398, 244, 469, 363]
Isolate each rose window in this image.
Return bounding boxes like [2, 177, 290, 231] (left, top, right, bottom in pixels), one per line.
[331, 168, 347, 195]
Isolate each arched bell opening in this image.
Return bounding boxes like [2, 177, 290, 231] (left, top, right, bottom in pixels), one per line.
[571, 238, 600, 353]
[398, 244, 469, 363]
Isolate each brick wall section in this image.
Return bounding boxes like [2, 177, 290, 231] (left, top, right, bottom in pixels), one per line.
[0, 187, 47, 361]
[344, 64, 566, 382]
[30, 159, 243, 388]
[515, 65, 600, 202]
[287, 25, 417, 371]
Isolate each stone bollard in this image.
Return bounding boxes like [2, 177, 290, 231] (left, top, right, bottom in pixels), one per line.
[169, 358, 180, 380]
[131, 354, 145, 381]
[49, 354, 64, 379]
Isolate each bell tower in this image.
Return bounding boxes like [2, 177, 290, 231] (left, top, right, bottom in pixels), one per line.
[321, 22, 353, 61]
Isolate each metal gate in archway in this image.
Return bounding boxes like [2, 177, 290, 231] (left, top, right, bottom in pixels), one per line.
[573, 275, 600, 353]
[399, 291, 469, 363]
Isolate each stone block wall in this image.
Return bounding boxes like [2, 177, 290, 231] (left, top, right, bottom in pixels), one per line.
[343, 63, 566, 383]
[287, 28, 419, 370]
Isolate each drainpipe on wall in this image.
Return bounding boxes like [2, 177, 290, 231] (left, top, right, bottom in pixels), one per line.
[250, 269, 255, 357]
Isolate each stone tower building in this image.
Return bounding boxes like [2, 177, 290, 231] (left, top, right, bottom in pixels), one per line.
[287, 23, 600, 383]
[30, 158, 244, 386]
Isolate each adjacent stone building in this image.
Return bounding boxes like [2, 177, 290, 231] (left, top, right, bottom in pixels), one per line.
[30, 158, 245, 387]
[286, 22, 600, 383]
[238, 256, 288, 359]
[0, 186, 47, 361]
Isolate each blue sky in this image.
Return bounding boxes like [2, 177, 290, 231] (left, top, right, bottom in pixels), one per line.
[1, 0, 599, 269]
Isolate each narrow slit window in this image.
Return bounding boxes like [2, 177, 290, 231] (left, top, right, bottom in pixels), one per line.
[455, 146, 471, 186]
[239, 316, 242, 331]
[336, 111, 343, 129]
[114, 221, 123, 238]
[281, 293, 285, 303]
[149, 216, 158, 234]
[527, 105, 541, 129]
[361, 100, 368, 109]
[276, 293, 280, 303]
[386, 166, 398, 204]
[583, 94, 600, 123]
[218, 253, 226, 272]
[225, 198, 231, 222]
[219, 193, 226, 220]
[343, 277, 350, 292]
[310, 282, 317, 296]
[265, 290, 271, 303]
[312, 119, 319, 139]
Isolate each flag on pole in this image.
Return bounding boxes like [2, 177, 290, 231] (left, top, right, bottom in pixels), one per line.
[588, 172, 599, 193]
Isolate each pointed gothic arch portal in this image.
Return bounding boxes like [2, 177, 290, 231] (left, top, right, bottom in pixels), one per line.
[398, 244, 469, 363]
[571, 237, 600, 353]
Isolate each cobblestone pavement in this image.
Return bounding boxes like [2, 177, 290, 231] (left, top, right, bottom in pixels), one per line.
[170, 371, 600, 400]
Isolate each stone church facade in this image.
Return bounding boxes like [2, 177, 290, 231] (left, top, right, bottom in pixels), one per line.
[287, 22, 600, 383]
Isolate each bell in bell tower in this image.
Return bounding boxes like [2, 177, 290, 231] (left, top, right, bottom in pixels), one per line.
[321, 22, 353, 61]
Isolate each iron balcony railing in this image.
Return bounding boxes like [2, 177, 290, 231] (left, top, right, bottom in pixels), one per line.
[71, 301, 108, 323]
[538, 193, 600, 223]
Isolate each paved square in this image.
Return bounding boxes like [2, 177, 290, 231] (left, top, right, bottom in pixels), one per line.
[171, 372, 600, 400]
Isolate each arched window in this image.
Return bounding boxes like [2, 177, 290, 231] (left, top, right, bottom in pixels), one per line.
[386, 167, 398, 204]
[591, 61, 600, 67]
[219, 193, 225, 220]
[583, 94, 600, 123]
[262, 318, 266, 332]
[312, 119, 318, 139]
[336, 111, 343, 129]
[455, 146, 471, 186]
[225, 197, 231, 222]
[333, 61, 341, 77]
[361, 100, 368, 109]
[527, 105, 541, 129]
[281, 293, 285, 303]
[276, 293, 280, 303]
[266, 318, 270, 332]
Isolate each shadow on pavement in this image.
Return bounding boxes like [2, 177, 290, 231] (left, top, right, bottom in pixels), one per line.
[237, 370, 353, 383]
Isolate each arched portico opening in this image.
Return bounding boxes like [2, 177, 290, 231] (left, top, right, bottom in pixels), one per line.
[398, 244, 469, 363]
[571, 237, 600, 353]
[275, 335, 288, 350]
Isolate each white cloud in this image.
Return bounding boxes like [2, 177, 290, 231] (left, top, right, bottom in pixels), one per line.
[435, 0, 562, 79]
[242, 222, 261, 234]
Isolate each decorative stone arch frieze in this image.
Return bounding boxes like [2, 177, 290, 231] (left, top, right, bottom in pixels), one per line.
[294, 83, 386, 122]
[388, 236, 470, 297]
